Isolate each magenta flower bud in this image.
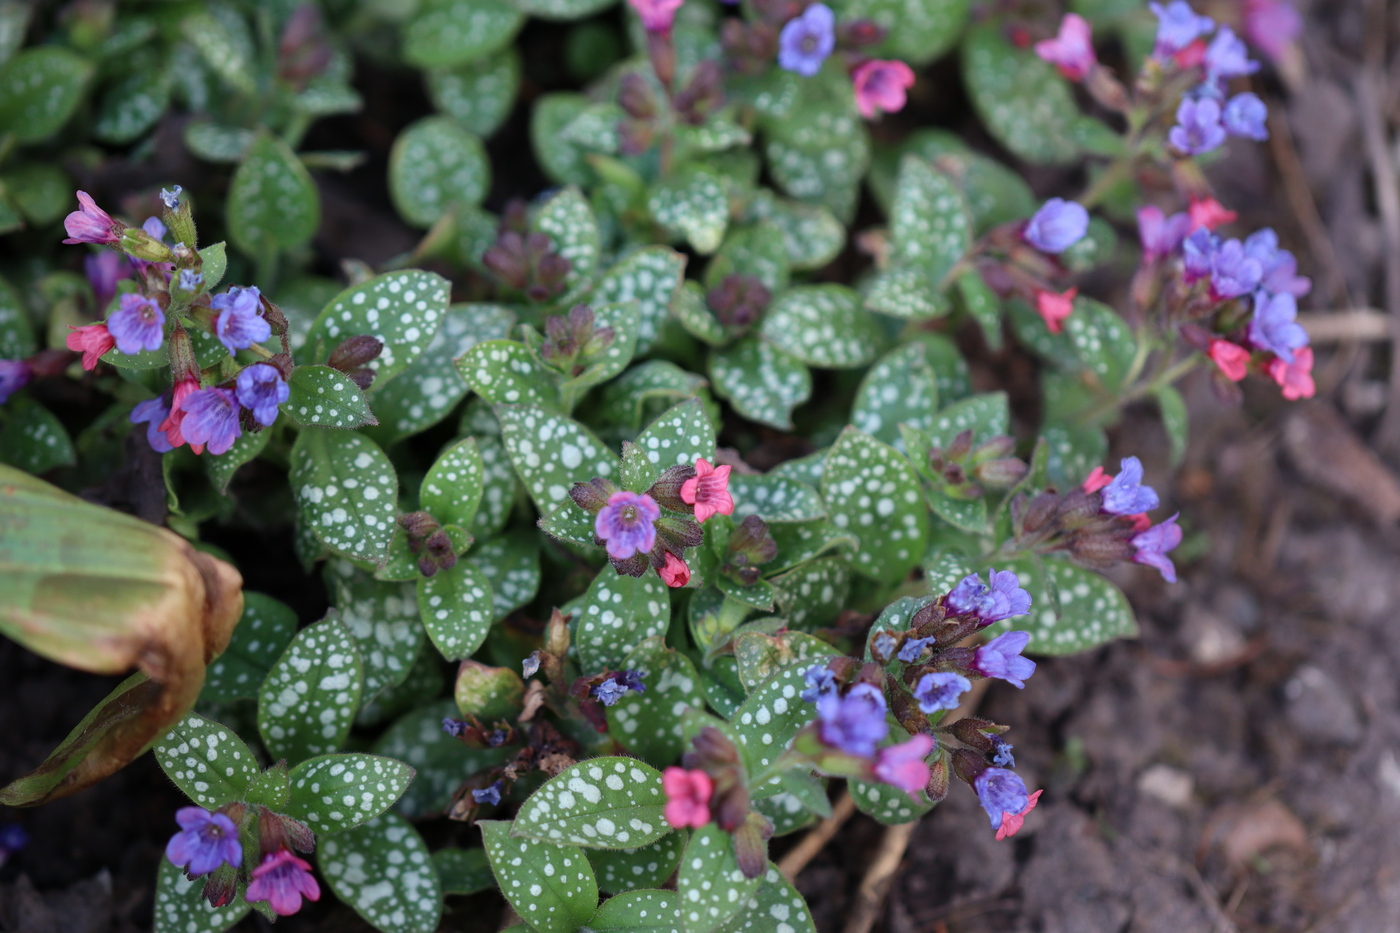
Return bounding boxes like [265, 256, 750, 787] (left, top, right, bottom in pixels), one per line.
[245, 849, 321, 917]
[628, 0, 683, 33]
[872, 733, 934, 795]
[62, 191, 122, 245]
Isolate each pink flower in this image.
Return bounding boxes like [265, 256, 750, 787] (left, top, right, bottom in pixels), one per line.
[245, 849, 320, 916]
[62, 191, 121, 245]
[65, 323, 115, 370]
[1188, 197, 1236, 233]
[996, 788, 1043, 840]
[679, 457, 733, 523]
[1208, 339, 1249, 381]
[659, 551, 691, 587]
[1034, 287, 1076, 334]
[1081, 466, 1112, 494]
[160, 376, 205, 454]
[1267, 345, 1315, 400]
[872, 733, 934, 796]
[851, 59, 916, 119]
[662, 767, 713, 828]
[628, 0, 683, 33]
[1034, 14, 1097, 81]
[1244, 0, 1302, 62]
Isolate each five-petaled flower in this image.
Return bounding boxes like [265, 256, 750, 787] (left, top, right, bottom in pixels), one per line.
[178, 386, 242, 456]
[245, 849, 321, 917]
[1267, 345, 1315, 400]
[65, 323, 116, 370]
[1247, 290, 1308, 363]
[815, 682, 889, 757]
[595, 490, 661, 560]
[946, 570, 1032, 625]
[1131, 514, 1184, 582]
[662, 767, 713, 828]
[974, 766, 1029, 830]
[211, 286, 271, 355]
[851, 59, 916, 119]
[131, 397, 175, 452]
[680, 457, 733, 523]
[777, 3, 835, 77]
[1100, 456, 1160, 516]
[164, 807, 242, 878]
[63, 191, 121, 245]
[1223, 92, 1269, 140]
[1023, 198, 1089, 254]
[970, 631, 1037, 688]
[235, 363, 289, 427]
[107, 294, 166, 355]
[472, 780, 504, 806]
[1034, 13, 1097, 81]
[912, 671, 970, 714]
[1169, 96, 1226, 155]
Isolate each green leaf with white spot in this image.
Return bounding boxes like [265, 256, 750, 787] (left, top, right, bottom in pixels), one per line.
[732, 660, 833, 798]
[284, 753, 414, 833]
[754, 792, 819, 837]
[588, 835, 687, 895]
[422, 436, 484, 529]
[962, 25, 1081, 164]
[472, 435, 521, 538]
[591, 890, 683, 932]
[153, 713, 258, 808]
[863, 265, 950, 320]
[258, 616, 364, 765]
[324, 560, 422, 697]
[635, 398, 715, 471]
[850, 775, 935, 825]
[607, 636, 705, 766]
[673, 280, 727, 347]
[497, 403, 618, 520]
[920, 481, 987, 534]
[531, 93, 592, 186]
[433, 847, 495, 896]
[184, 121, 254, 162]
[94, 63, 171, 144]
[596, 361, 707, 433]
[1154, 385, 1189, 466]
[0, 47, 92, 142]
[648, 164, 730, 255]
[732, 631, 836, 692]
[202, 592, 297, 703]
[319, 813, 442, 933]
[153, 858, 249, 933]
[838, 0, 968, 64]
[678, 825, 762, 933]
[716, 864, 816, 933]
[0, 398, 75, 474]
[709, 338, 811, 430]
[515, 0, 615, 18]
[290, 429, 398, 563]
[457, 339, 557, 409]
[1062, 297, 1137, 391]
[309, 270, 451, 384]
[851, 343, 938, 450]
[762, 78, 870, 220]
[426, 47, 520, 137]
[761, 285, 884, 370]
[468, 531, 540, 619]
[403, 0, 524, 68]
[928, 392, 1009, 447]
[987, 558, 1137, 654]
[1041, 421, 1107, 489]
[594, 246, 687, 353]
[535, 187, 601, 302]
[373, 700, 510, 817]
[419, 559, 494, 660]
[889, 155, 972, 288]
[227, 133, 319, 258]
[706, 222, 790, 295]
[0, 274, 33, 358]
[561, 102, 623, 153]
[283, 365, 377, 429]
[729, 475, 824, 524]
[768, 555, 851, 630]
[513, 757, 669, 849]
[955, 268, 1003, 350]
[744, 192, 845, 271]
[390, 115, 490, 228]
[574, 567, 671, 674]
[481, 820, 598, 933]
[822, 428, 929, 585]
[2, 163, 69, 225]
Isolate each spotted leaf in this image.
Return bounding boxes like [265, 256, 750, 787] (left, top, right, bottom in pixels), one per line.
[573, 567, 671, 674]
[319, 813, 442, 933]
[152, 713, 258, 808]
[496, 403, 617, 540]
[591, 889, 683, 932]
[863, 265, 949, 320]
[309, 270, 450, 384]
[433, 847, 495, 896]
[927, 392, 1009, 448]
[534, 186, 600, 302]
[512, 757, 669, 850]
[480, 820, 598, 933]
[390, 115, 490, 228]
[257, 616, 364, 765]
[607, 636, 705, 766]
[731, 660, 834, 799]
[744, 191, 845, 271]
[635, 398, 715, 471]
[426, 47, 520, 137]
[373, 700, 510, 818]
[204, 423, 271, 493]
[593, 246, 687, 353]
[768, 554, 852, 630]
[986, 557, 1137, 654]
[324, 560, 422, 697]
[851, 343, 939, 450]
[403, 0, 524, 69]
[822, 428, 929, 585]
[850, 775, 935, 825]
[728, 475, 824, 524]
[283, 365, 377, 429]
[284, 753, 415, 833]
[889, 155, 972, 288]
[760, 286, 885, 369]
[0, 398, 74, 474]
[955, 268, 1003, 350]
[0, 47, 92, 142]
[153, 858, 249, 933]
[468, 531, 540, 619]
[588, 833, 687, 895]
[227, 133, 318, 258]
[418, 559, 494, 661]
[421, 436, 484, 529]
[709, 337, 812, 430]
[732, 632, 835, 692]
[678, 825, 762, 933]
[458, 340, 555, 409]
[201, 592, 297, 704]
[962, 25, 1080, 164]
[648, 164, 729, 255]
[289, 428, 398, 564]
[471, 435, 521, 539]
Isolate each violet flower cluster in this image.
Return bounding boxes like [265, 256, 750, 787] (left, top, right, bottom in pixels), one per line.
[164, 805, 320, 917]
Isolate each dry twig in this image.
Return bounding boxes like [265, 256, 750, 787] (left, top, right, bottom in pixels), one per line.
[842, 821, 918, 933]
[777, 791, 858, 882]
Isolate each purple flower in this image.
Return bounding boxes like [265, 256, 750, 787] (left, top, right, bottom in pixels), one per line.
[0, 824, 29, 863]
[1204, 26, 1259, 82]
[946, 570, 1032, 625]
[210, 286, 271, 354]
[1244, 229, 1311, 297]
[107, 293, 166, 355]
[84, 251, 130, 312]
[912, 672, 970, 714]
[1137, 206, 1190, 263]
[165, 807, 242, 877]
[1209, 238, 1263, 299]
[179, 387, 242, 455]
[801, 665, 838, 703]
[522, 651, 541, 678]
[987, 733, 1015, 768]
[143, 215, 168, 241]
[472, 780, 504, 806]
[970, 631, 1036, 688]
[897, 636, 934, 663]
[973, 767, 1029, 829]
[618, 669, 647, 693]
[1131, 513, 1184, 583]
[1149, 2, 1214, 58]
[0, 360, 31, 404]
[1101, 456, 1160, 515]
[1247, 290, 1308, 362]
[1169, 96, 1226, 155]
[131, 397, 174, 453]
[816, 682, 889, 757]
[63, 191, 121, 245]
[593, 677, 630, 706]
[1023, 198, 1089, 254]
[161, 186, 183, 210]
[245, 849, 320, 917]
[1223, 92, 1268, 140]
[1182, 228, 1217, 282]
[235, 363, 288, 427]
[777, 3, 835, 77]
[595, 490, 660, 560]
[442, 718, 468, 737]
[179, 269, 204, 292]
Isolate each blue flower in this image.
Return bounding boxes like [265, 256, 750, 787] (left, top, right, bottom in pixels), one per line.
[1023, 198, 1089, 254]
[1182, 228, 1218, 282]
[618, 669, 647, 694]
[777, 4, 835, 77]
[1204, 26, 1259, 82]
[161, 186, 183, 210]
[987, 733, 1015, 768]
[165, 807, 242, 877]
[211, 285, 271, 355]
[179, 269, 204, 292]
[1243, 228, 1311, 298]
[178, 386, 242, 456]
[1101, 456, 1160, 515]
[816, 682, 889, 757]
[973, 767, 1029, 829]
[912, 672, 970, 714]
[897, 636, 934, 663]
[970, 631, 1036, 689]
[522, 652, 541, 678]
[442, 718, 468, 737]
[1131, 514, 1184, 583]
[801, 665, 838, 703]
[946, 570, 1032, 625]
[131, 397, 174, 453]
[235, 363, 289, 427]
[0, 360, 31, 405]
[1247, 290, 1308, 363]
[1223, 92, 1268, 140]
[1209, 238, 1263, 299]
[593, 677, 631, 706]
[107, 293, 166, 355]
[1169, 96, 1226, 155]
[472, 780, 504, 806]
[1149, 1, 1214, 57]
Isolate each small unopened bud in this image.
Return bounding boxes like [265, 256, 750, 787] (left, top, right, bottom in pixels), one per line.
[1019, 491, 1061, 535]
[925, 746, 951, 802]
[569, 477, 619, 513]
[328, 335, 384, 372]
[730, 810, 773, 879]
[398, 510, 440, 540]
[545, 608, 571, 657]
[647, 464, 696, 512]
[950, 718, 1001, 751]
[707, 274, 771, 335]
[618, 72, 657, 119]
[945, 430, 975, 462]
[973, 457, 1028, 489]
[837, 18, 886, 47]
[951, 747, 987, 786]
[120, 226, 174, 263]
[727, 515, 777, 567]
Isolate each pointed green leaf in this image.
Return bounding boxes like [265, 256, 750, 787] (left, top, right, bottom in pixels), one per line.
[373, 700, 510, 817]
[0, 47, 92, 142]
[422, 436, 484, 529]
[285, 753, 415, 833]
[732, 631, 835, 692]
[928, 391, 1009, 446]
[433, 847, 495, 896]
[648, 164, 729, 254]
[496, 403, 618, 517]
[636, 398, 715, 471]
[153, 858, 249, 933]
[673, 280, 727, 346]
[706, 222, 790, 294]
[319, 813, 442, 933]
[851, 343, 939, 449]
[1062, 297, 1136, 390]
[731, 660, 833, 798]
[531, 93, 592, 186]
[202, 592, 297, 703]
[678, 825, 762, 933]
[468, 531, 541, 618]
[472, 434, 521, 539]
[325, 560, 422, 697]
[480, 820, 598, 933]
[515, 0, 616, 18]
[1041, 421, 1107, 489]
[594, 246, 687, 353]
[403, 0, 524, 69]
[889, 155, 972, 287]
[290, 428, 398, 563]
[728, 475, 825, 523]
[153, 713, 259, 808]
[955, 268, 1003, 349]
[94, 64, 171, 143]
[258, 617, 364, 765]
[283, 365, 377, 429]
[761, 285, 884, 369]
[591, 890, 683, 932]
[588, 834, 687, 895]
[1154, 385, 1188, 466]
[0, 397, 75, 474]
[962, 25, 1080, 164]
[863, 265, 949, 320]
[850, 775, 935, 825]
[426, 47, 521, 137]
[227, 133, 319, 256]
[709, 337, 811, 430]
[754, 792, 819, 836]
[457, 339, 557, 409]
[988, 557, 1137, 654]
[419, 559, 494, 660]
[839, 0, 968, 63]
[0, 274, 33, 357]
[513, 757, 669, 849]
[822, 428, 929, 585]
[574, 567, 671, 674]
[716, 864, 817, 933]
[745, 192, 844, 271]
[310, 270, 451, 384]
[534, 187, 600, 302]
[390, 115, 490, 227]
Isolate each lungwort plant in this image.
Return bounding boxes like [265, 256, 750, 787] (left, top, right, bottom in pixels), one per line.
[0, 0, 1308, 930]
